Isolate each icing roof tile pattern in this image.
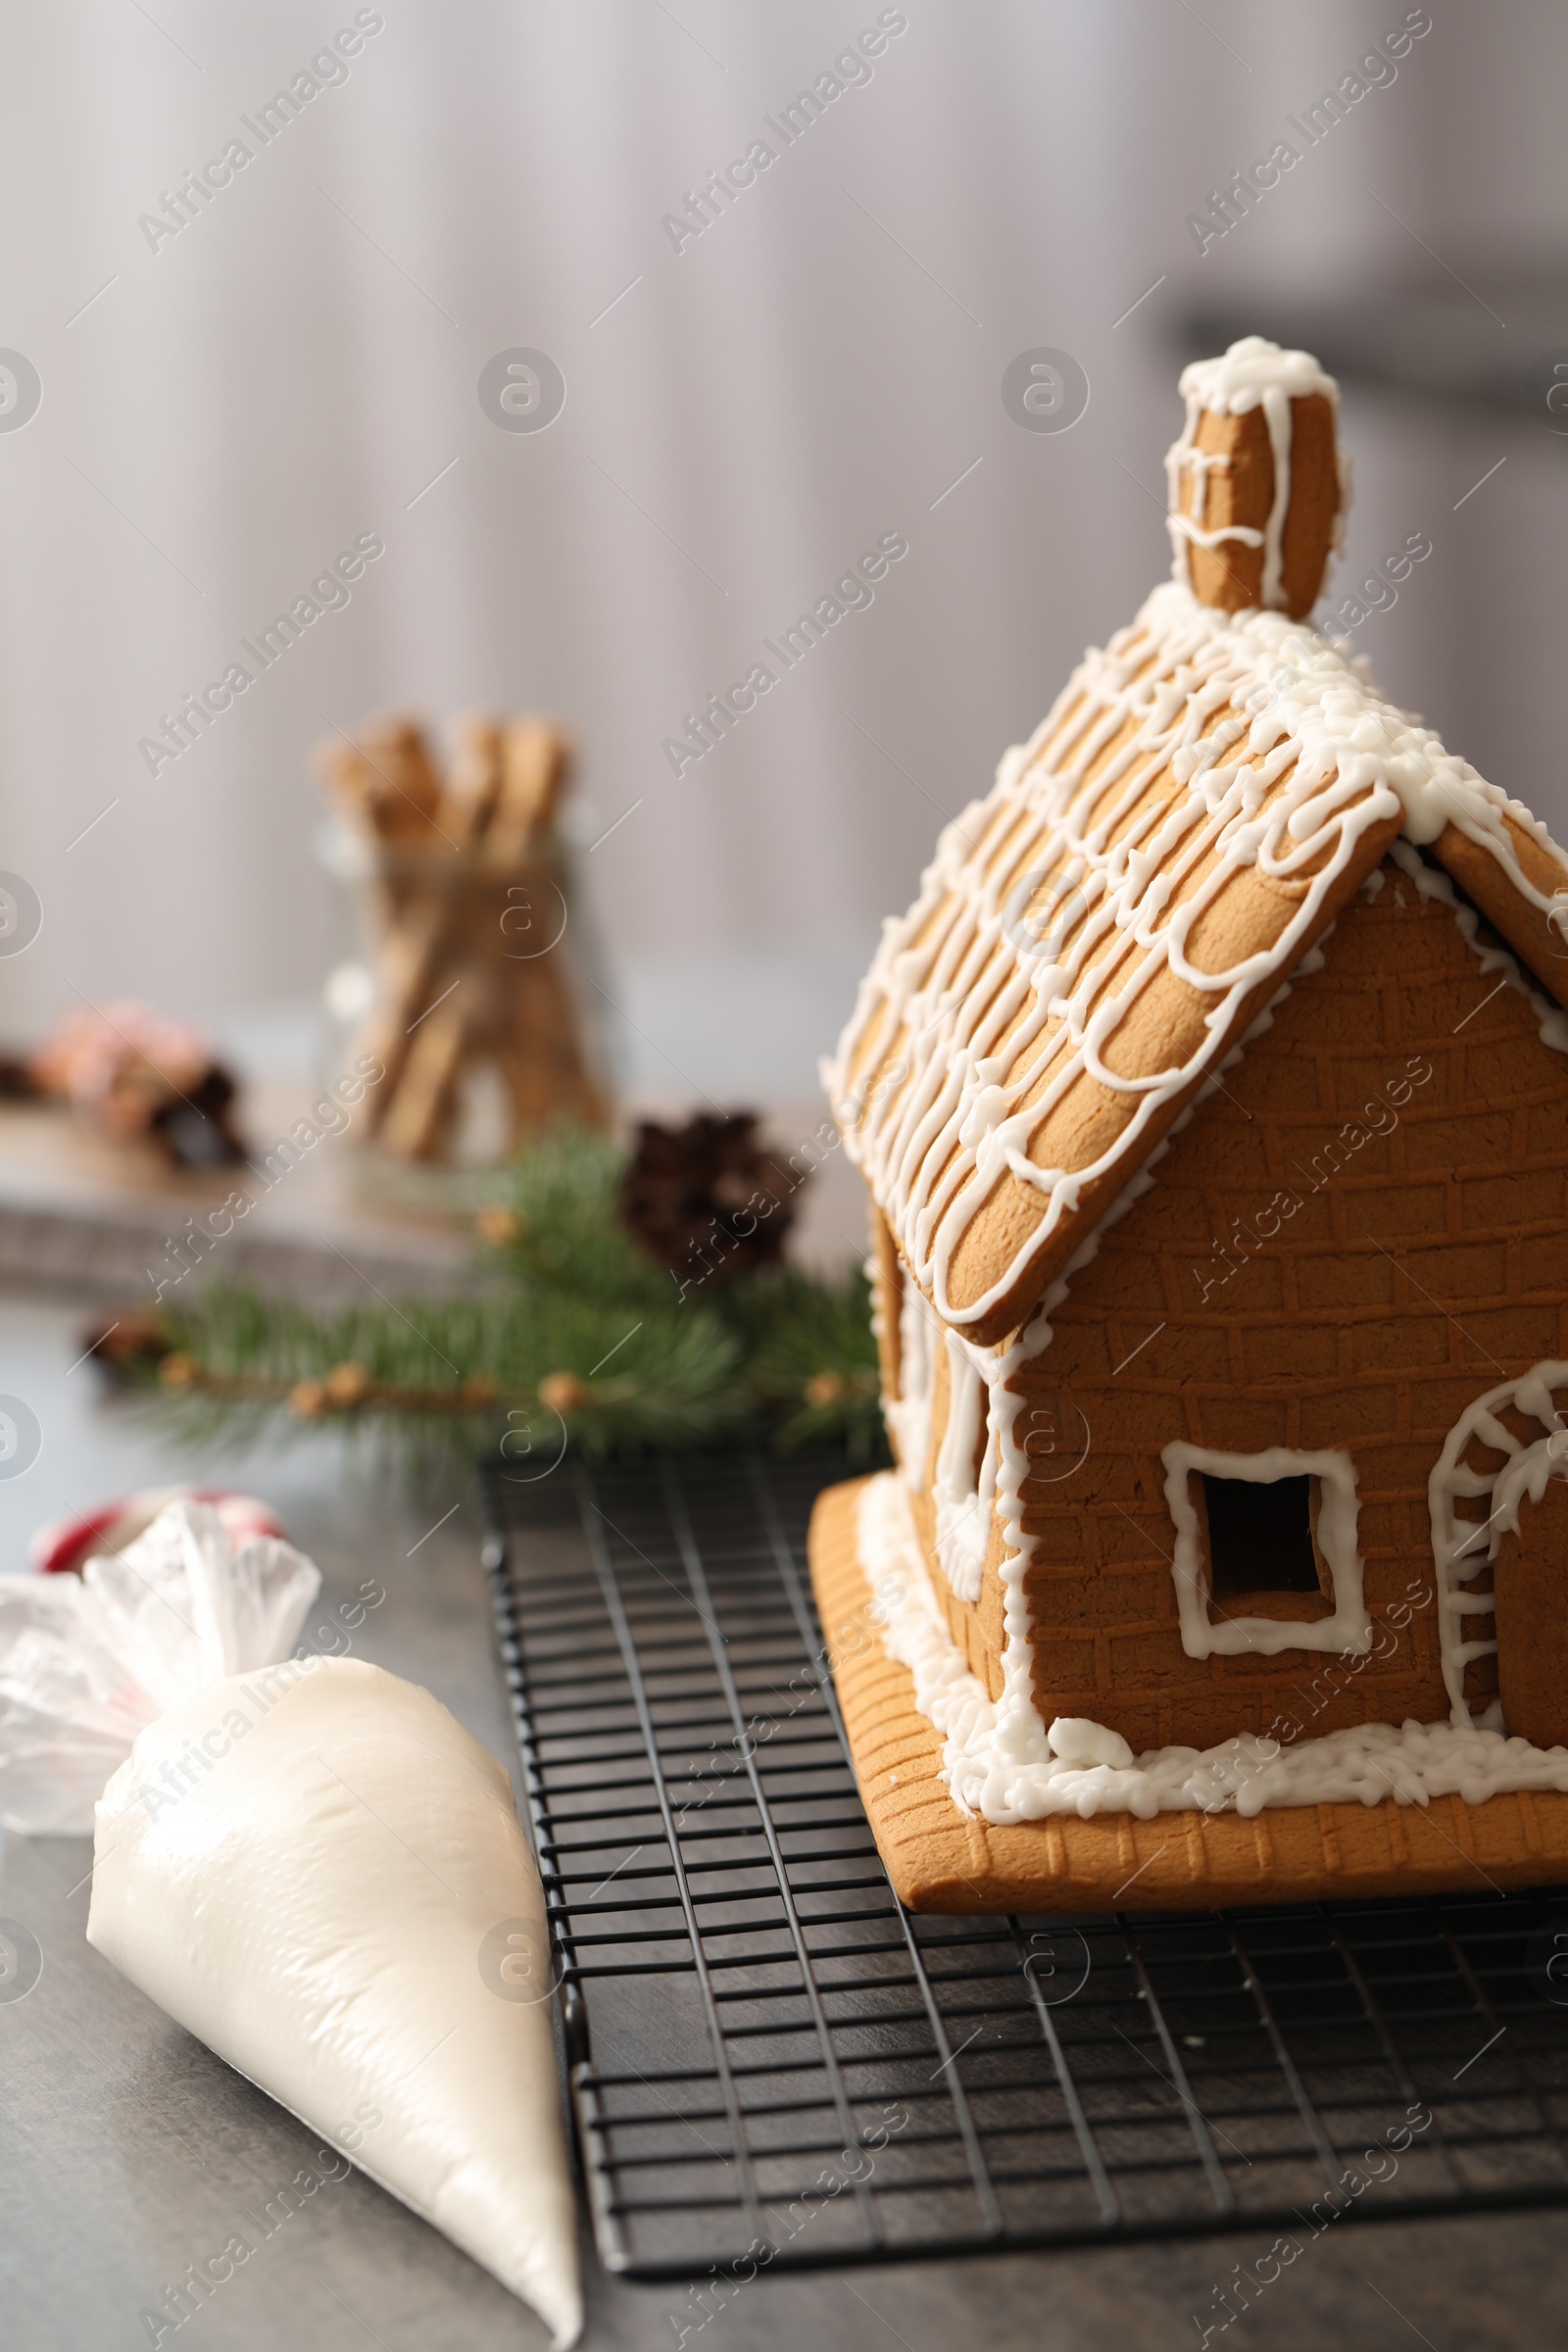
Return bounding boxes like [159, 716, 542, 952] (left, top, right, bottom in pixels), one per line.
[827, 580, 1568, 1344]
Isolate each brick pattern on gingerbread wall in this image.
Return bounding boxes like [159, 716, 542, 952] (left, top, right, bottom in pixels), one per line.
[810, 1476, 1568, 1912]
[896, 857, 1568, 1754]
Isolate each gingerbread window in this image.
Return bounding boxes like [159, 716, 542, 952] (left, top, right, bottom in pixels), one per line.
[883, 1260, 934, 1491]
[932, 1331, 998, 1605]
[1160, 1443, 1371, 1661]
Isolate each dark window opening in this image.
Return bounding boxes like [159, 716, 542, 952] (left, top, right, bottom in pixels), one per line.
[1201, 1473, 1321, 1603]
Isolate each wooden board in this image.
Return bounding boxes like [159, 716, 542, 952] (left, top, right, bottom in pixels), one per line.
[808, 1474, 1568, 1914]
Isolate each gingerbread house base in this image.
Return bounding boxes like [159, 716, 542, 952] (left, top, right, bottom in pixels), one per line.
[808, 1476, 1568, 1914]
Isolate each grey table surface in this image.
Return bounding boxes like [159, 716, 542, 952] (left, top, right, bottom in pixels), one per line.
[1, 1291, 1564, 2352]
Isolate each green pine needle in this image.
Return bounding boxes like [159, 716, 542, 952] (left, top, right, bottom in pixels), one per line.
[140, 1126, 887, 1478]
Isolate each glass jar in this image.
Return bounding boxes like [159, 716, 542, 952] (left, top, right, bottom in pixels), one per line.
[316, 822, 616, 1210]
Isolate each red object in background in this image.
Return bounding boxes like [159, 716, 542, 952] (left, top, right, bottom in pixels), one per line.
[29, 1488, 287, 1577]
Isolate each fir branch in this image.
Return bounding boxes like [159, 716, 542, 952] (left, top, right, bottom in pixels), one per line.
[127, 1127, 885, 1475]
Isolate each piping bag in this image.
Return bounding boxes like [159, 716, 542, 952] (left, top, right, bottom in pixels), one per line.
[0, 1498, 581, 2345]
[87, 1654, 582, 2346]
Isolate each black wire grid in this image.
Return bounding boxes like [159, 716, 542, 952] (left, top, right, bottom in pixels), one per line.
[480, 1447, 1568, 2278]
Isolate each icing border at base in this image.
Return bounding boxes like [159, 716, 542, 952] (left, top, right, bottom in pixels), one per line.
[856, 1472, 1568, 1825]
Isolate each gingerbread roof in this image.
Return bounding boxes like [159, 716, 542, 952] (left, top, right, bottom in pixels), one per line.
[826, 340, 1568, 1348]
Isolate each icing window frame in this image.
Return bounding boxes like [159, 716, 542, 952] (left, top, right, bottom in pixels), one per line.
[932, 1331, 999, 1606]
[1160, 1442, 1370, 1660]
[883, 1255, 935, 1494]
[877, 1248, 999, 1606]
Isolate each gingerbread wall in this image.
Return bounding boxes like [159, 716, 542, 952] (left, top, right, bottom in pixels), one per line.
[898, 857, 1568, 1751]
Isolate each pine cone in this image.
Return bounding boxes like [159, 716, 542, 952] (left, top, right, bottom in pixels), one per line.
[618, 1112, 800, 1285]
[77, 1307, 172, 1377]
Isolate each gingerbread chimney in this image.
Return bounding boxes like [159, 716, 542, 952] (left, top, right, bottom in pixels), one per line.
[1163, 336, 1346, 620]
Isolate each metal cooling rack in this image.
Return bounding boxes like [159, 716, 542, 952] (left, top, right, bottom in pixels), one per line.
[480, 1447, 1568, 2279]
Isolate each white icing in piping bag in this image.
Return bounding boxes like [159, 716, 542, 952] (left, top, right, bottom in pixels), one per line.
[88, 1657, 582, 2348]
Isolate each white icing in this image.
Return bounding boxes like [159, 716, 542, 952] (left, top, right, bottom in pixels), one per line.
[1176, 336, 1340, 418]
[1046, 1716, 1134, 1770]
[858, 1472, 1568, 1822]
[932, 1331, 996, 1601]
[1491, 1431, 1568, 1540]
[884, 1258, 935, 1493]
[826, 581, 1568, 1340]
[88, 1658, 581, 2348]
[1429, 1360, 1568, 1733]
[1165, 336, 1340, 610]
[1162, 1443, 1370, 1659]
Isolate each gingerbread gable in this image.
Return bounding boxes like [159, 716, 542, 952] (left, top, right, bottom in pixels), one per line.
[828, 596, 1568, 1349]
[826, 343, 1568, 1350]
[908, 844, 1568, 1748]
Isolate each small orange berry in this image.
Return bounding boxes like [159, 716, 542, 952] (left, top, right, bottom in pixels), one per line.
[538, 1371, 591, 1415]
[476, 1205, 522, 1247]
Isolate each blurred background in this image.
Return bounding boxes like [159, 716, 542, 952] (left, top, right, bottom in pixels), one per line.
[10, 20, 1568, 2342]
[0, 0, 1562, 1262]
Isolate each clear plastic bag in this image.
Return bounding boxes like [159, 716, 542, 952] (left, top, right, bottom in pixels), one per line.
[0, 1499, 319, 1835]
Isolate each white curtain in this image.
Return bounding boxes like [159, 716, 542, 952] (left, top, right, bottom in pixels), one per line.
[0, 0, 1560, 1102]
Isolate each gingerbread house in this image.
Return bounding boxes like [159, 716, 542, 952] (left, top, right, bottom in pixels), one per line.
[810, 337, 1568, 1912]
